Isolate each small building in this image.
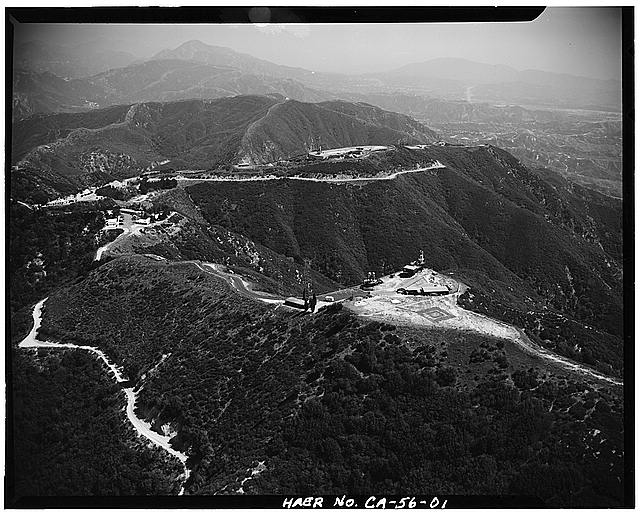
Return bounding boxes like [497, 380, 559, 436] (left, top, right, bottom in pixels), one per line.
[400, 265, 422, 278]
[136, 217, 151, 225]
[284, 297, 307, 310]
[120, 208, 144, 215]
[105, 218, 118, 228]
[307, 151, 328, 161]
[417, 284, 450, 296]
[362, 271, 382, 288]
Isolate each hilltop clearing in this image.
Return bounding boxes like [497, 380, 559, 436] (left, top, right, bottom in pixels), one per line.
[19, 254, 623, 503]
[187, 144, 622, 373]
[345, 270, 621, 386]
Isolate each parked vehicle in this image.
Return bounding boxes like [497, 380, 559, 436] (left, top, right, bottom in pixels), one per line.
[397, 288, 418, 295]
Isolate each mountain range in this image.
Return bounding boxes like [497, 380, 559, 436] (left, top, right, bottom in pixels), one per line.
[9, 137, 625, 502]
[12, 39, 622, 122]
[8, 21, 628, 506]
[14, 39, 137, 79]
[371, 57, 621, 109]
[11, 96, 438, 200]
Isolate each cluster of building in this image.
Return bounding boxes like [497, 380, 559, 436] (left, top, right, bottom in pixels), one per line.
[103, 209, 123, 229]
[105, 217, 120, 228]
[306, 145, 389, 161]
[396, 259, 451, 295]
[46, 188, 96, 207]
[360, 251, 452, 297]
[284, 290, 318, 311]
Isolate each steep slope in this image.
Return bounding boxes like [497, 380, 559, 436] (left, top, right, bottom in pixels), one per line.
[30, 254, 624, 504]
[11, 104, 133, 163]
[239, 100, 437, 164]
[12, 96, 438, 199]
[12, 58, 336, 121]
[101, 191, 341, 296]
[319, 100, 437, 138]
[11, 347, 183, 496]
[90, 59, 334, 105]
[150, 40, 321, 82]
[187, 145, 622, 370]
[12, 103, 170, 198]
[11, 97, 278, 199]
[8, 200, 111, 314]
[12, 69, 105, 121]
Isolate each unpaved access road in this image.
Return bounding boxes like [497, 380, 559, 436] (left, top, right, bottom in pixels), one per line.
[188, 259, 623, 387]
[19, 298, 191, 495]
[190, 261, 282, 303]
[175, 162, 446, 184]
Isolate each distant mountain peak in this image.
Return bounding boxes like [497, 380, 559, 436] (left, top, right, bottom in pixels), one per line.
[150, 40, 318, 82]
[153, 40, 244, 60]
[179, 39, 211, 49]
[171, 39, 232, 53]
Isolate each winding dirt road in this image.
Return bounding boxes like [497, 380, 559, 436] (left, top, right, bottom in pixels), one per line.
[175, 162, 446, 184]
[95, 227, 130, 261]
[348, 273, 623, 388]
[19, 298, 191, 495]
[189, 261, 283, 304]
[185, 258, 623, 387]
[510, 324, 622, 386]
[453, 305, 623, 386]
[186, 259, 622, 387]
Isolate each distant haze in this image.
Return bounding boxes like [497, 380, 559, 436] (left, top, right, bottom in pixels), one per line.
[13, 7, 621, 81]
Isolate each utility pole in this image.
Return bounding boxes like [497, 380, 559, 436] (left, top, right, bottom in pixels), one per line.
[303, 258, 312, 294]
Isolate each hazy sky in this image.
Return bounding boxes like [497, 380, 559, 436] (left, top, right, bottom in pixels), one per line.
[14, 7, 622, 80]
